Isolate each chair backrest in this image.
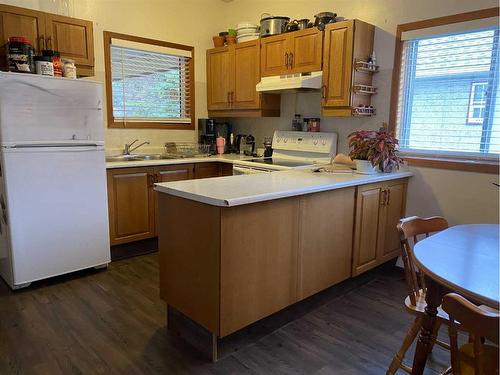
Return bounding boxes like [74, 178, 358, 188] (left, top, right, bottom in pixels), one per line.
[397, 216, 449, 306]
[442, 293, 499, 375]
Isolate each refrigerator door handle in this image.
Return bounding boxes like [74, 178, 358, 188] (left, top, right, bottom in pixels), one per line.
[9, 143, 101, 148]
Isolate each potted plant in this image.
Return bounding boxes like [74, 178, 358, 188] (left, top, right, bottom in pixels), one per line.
[348, 127, 403, 174]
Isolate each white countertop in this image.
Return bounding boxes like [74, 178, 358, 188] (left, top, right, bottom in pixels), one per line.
[154, 169, 413, 207]
[106, 153, 252, 169]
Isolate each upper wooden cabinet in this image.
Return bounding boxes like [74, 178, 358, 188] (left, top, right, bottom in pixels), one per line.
[0, 4, 94, 76]
[352, 179, 408, 276]
[321, 19, 375, 116]
[44, 14, 93, 67]
[207, 39, 280, 118]
[260, 28, 323, 77]
[207, 46, 232, 111]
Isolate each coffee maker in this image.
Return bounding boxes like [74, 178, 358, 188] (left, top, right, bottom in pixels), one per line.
[198, 119, 232, 154]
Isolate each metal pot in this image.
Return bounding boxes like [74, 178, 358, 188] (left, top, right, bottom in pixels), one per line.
[296, 18, 310, 30]
[313, 11, 337, 30]
[260, 13, 290, 37]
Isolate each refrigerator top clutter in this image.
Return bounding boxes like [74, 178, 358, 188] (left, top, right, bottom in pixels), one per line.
[0, 72, 104, 147]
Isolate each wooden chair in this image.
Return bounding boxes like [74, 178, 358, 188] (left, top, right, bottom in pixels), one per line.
[442, 293, 499, 375]
[387, 216, 451, 374]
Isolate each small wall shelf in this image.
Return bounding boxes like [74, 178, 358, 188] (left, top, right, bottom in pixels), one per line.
[355, 61, 379, 73]
[353, 84, 377, 95]
[352, 106, 376, 116]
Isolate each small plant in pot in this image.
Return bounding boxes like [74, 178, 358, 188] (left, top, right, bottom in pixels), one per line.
[348, 127, 403, 174]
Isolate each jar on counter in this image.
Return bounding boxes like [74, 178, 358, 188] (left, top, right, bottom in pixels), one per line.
[308, 118, 321, 132]
[34, 56, 54, 76]
[62, 58, 77, 78]
[42, 50, 62, 77]
[6, 37, 35, 73]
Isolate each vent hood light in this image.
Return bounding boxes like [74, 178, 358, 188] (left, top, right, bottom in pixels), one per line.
[256, 71, 323, 93]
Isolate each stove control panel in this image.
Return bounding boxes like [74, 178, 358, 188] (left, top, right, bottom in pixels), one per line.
[272, 131, 338, 155]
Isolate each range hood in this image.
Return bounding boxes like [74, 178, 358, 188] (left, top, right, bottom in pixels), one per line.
[256, 71, 323, 93]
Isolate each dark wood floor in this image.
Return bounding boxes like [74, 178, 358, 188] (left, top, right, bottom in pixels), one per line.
[0, 254, 450, 374]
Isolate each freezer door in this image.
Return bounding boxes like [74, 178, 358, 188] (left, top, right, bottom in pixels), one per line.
[0, 72, 104, 146]
[1, 146, 110, 286]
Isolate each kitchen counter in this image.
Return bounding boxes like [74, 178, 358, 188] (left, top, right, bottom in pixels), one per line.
[105, 153, 252, 169]
[154, 169, 413, 207]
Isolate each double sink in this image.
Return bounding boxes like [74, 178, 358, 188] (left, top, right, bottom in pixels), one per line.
[106, 153, 210, 162]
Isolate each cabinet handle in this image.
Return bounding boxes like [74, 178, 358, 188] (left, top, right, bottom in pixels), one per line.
[285, 52, 289, 69]
[227, 91, 230, 105]
[46, 36, 52, 50]
[38, 35, 45, 52]
[148, 173, 155, 187]
[380, 189, 387, 206]
[231, 91, 234, 104]
[289, 52, 294, 69]
[386, 189, 391, 206]
[321, 84, 327, 100]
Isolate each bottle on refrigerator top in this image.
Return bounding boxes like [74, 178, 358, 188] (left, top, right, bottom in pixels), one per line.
[308, 118, 321, 132]
[291, 114, 303, 131]
[62, 58, 77, 79]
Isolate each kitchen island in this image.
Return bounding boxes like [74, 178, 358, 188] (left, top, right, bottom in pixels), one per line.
[155, 169, 412, 360]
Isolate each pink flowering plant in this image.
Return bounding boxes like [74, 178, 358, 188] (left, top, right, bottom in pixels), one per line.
[348, 127, 403, 172]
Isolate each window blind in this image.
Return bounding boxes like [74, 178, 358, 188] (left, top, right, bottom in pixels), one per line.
[110, 45, 191, 124]
[395, 27, 500, 160]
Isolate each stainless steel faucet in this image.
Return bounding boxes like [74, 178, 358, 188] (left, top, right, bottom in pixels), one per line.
[123, 139, 150, 155]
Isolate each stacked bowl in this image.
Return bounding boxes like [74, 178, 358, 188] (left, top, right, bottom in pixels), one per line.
[236, 22, 260, 43]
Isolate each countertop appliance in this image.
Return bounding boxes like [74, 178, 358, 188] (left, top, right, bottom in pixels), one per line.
[0, 72, 110, 289]
[259, 14, 290, 37]
[233, 130, 337, 175]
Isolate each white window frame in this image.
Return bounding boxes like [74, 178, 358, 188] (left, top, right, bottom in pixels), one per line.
[467, 82, 488, 125]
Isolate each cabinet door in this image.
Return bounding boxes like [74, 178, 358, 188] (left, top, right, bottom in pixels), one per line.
[233, 40, 260, 109]
[352, 183, 383, 276]
[45, 14, 94, 67]
[194, 162, 221, 179]
[260, 34, 289, 77]
[289, 28, 323, 74]
[207, 47, 232, 110]
[378, 181, 407, 262]
[299, 188, 355, 299]
[0, 5, 45, 69]
[107, 168, 155, 245]
[322, 20, 354, 108]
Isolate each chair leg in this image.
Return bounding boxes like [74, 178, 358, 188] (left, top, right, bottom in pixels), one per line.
[387, 316, 422, 375]
[428, 319, 442, 355]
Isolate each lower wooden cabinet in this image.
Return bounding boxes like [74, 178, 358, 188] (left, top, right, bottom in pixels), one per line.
[107, 167, 156, 246]
[107, 162, 233, 245]
[352, 179, 408, 276]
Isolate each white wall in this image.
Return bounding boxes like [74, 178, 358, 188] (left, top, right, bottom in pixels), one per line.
[3, 0, 224, 152]
[219, 0, 499, 225]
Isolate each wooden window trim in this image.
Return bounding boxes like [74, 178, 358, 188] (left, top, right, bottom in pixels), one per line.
[388, 7, 500, 174]
[103, 31, 195, 130]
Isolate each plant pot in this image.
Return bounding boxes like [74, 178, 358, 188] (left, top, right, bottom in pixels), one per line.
[213, 36, 225, 47]
[354, 159, 379, 174]
[226, 35, 236, 45]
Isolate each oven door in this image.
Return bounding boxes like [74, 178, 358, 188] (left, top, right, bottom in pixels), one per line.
[233, 165, 275, 175]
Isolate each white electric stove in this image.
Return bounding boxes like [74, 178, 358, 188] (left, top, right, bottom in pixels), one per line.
[233, 130, 337, 175]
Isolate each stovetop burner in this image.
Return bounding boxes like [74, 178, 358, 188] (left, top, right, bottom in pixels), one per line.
[247, 158, 314, 167]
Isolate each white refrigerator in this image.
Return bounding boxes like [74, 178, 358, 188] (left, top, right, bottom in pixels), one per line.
[0, 72, 110, 289]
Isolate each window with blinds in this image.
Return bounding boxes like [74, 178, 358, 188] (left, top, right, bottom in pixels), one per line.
[104, 32, 194, 129]
[395, 26, 500, 160]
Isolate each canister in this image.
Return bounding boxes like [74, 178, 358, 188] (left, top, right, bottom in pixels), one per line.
[34, 56, 54, 76]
